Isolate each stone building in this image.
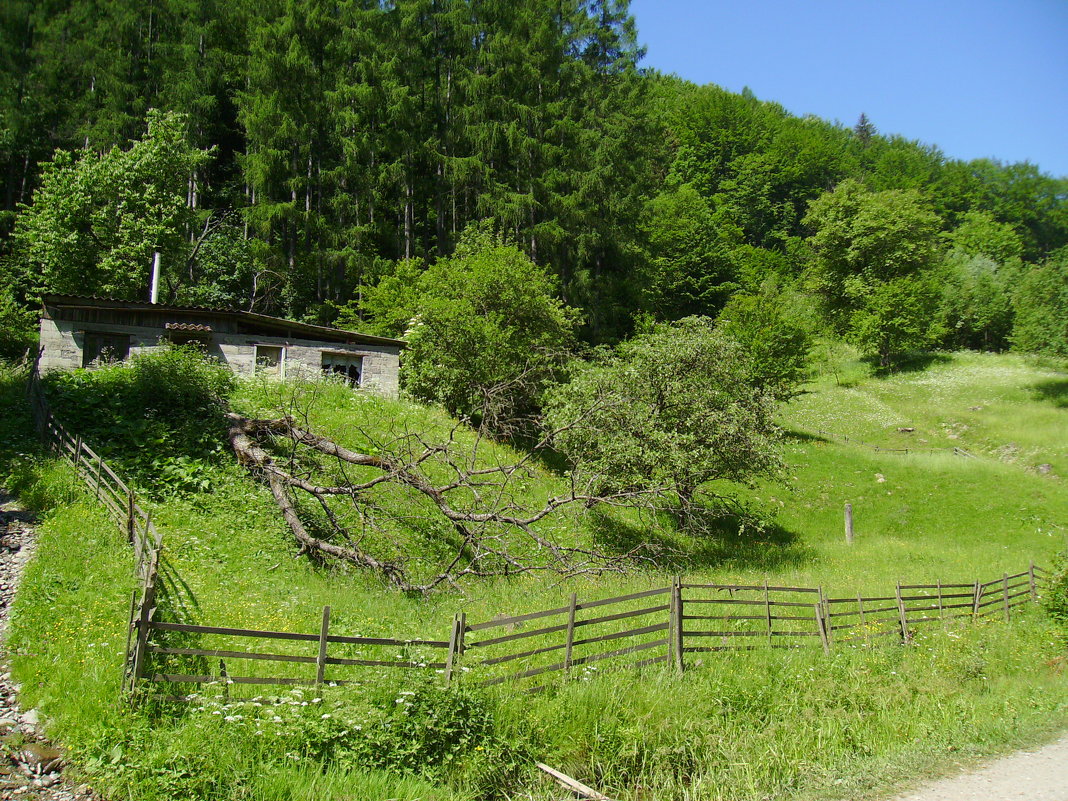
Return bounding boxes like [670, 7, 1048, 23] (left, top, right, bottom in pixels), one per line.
[38, 294, 403, 397]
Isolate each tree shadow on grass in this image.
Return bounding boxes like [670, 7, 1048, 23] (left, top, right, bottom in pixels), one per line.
[866, 351, 953, 378]
[589, 508, 815, 574]
[781, 428, 831, 444]
[1032, 379, 1068, 409]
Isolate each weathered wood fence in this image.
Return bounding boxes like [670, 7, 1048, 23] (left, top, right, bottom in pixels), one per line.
[125, 565, 1046, 699]
[22, 362, 1052, 700]
[26, 360, 163, 693]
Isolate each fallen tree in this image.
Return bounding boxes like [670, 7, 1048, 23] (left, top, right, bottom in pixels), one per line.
[226, 411, 652, 593]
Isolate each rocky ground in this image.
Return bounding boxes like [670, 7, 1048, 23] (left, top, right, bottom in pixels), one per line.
[0, 494, 97, 801]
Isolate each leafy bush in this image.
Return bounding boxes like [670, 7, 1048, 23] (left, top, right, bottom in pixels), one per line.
[401, 225, 579, 433]
[45, 344, 235, 496]
[1042, 551, 1068, 634]
[545, 316, 782, 527]
[0, 287, 36, 361]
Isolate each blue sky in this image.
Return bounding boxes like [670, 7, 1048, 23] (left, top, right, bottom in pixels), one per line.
[629, 0, 1068, 179]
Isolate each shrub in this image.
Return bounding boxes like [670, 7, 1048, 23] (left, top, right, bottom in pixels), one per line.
[1042, 551, 1068, 634]
[44, 344, 235, 496]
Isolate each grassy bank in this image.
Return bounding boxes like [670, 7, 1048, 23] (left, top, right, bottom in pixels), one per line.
[1, 351, 1066, 800]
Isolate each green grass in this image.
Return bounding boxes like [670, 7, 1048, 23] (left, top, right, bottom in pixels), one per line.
[2, 351, 1067, 800]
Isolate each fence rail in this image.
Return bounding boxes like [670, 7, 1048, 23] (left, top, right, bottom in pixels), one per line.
[25, 359, 163, 694]
[21, 361, 1054, 700]
[127, 563, 1047, 698]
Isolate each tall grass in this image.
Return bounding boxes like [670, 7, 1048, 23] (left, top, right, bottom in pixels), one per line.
[2, 351, 1066, 800]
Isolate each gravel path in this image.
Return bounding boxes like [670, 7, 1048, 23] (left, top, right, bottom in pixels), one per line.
[0, 493, 97, 801]
[891, 735, 1068, 801]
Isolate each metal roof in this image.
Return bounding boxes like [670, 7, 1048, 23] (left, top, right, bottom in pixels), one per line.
[40, 294, 405, 348]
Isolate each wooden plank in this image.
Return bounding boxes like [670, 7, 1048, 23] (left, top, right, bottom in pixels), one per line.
[150, 674, 310, 686]
[682, 583, 820, 594]
[444, 614, 461, 685]
[316, 606, 331, 684]
[683, 629, 768, 638]
[898, 583, 975, 590]
[564, 593, 578, 674]
[149, 622, 321, 641]
[148, 647, 317, 664]
[324, 657, 446, 669]
[577, 586, 672, 611]
[466, 587, 671, 633]
[571, 622, 668, 648]
[535, 763, 614, 801]
[481, 639, 669, 688]
[147, 621, 447, 648]
[671, 577, 683, 673]
[480, 642, 567, 667]
[466, 621, 570, 650]
[574, 604, 669, 630]
[684, 598, 815, 608]
[466, 604, 571, 633]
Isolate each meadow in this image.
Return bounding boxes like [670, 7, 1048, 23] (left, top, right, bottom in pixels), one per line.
[0, 348, 1065, 800]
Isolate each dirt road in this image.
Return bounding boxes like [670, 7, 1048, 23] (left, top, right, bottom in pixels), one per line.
[891, 734, 1068, 801]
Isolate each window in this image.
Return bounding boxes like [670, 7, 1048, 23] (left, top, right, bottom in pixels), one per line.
[255, 345, 285, 377]
[321, 352, 363, 386]
[82, 332, 130, 367]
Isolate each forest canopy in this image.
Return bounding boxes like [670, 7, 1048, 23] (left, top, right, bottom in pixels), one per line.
[1, 0, 1066, 359]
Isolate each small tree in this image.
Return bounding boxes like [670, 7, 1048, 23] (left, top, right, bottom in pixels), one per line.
[11, 110, 212, 301]
[716, 281, 813, 400]
[804, 179, 944, 366]
[1012, 250, 1068, 357]
[544, 317, 783, 527]
[401, 226, 580, 433]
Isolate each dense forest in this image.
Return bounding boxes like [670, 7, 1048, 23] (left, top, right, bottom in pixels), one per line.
[1, 0, 1067, 360]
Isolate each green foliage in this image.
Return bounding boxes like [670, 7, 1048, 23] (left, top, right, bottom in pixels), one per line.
[940, 250, 1015, 351]
[45, 344, 234, 496]
[402, 226, 579, 430]
[545, 316, 782, 520]
[849, 273, 945, 368]
[946, 210, 1025, 265]
[716, 281, 813, 400]
[10, 110, 212, 301]
[0, 282, 35, 360]
[1042, 551, 1068, 635]
[638, 183, 740, 319]
[335, 259, 425, 339]
[4, 351, 1068, 800]
[1012, 250, 1068, 357]
[804, 179, 945, 366]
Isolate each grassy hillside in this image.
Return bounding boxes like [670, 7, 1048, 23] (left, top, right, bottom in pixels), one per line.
[1, 351, 1066, 801]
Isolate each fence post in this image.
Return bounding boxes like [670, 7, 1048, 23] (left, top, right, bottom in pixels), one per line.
[444, 612, 466, 685]
[937, 579, 944, 625]
[316, 606, 331, 685]
[564, 593, 578, 675]
[73, 435, 82, 473]
[670, 577, 684, 673]
[896, 583, 910, 643]
[971, 580, 982, 622]
[814, 602, 829, 654]
[121, 589, 138, 694]
[1002, 573, 1010, 623]
[844, 502, 854, 544]
[763, 580, 773, 647]
[127, 493, 136, 546]
[129, 575, 158, 696]
[857, 593, 869, 646]
[819, 587, 832, 648]
[1029, 562, 1037, 602]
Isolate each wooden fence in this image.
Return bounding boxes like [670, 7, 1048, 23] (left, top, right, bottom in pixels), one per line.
[21, 362, 1052, 700]
[25, 361, 163, 693]
[126, 564, 1047, 699]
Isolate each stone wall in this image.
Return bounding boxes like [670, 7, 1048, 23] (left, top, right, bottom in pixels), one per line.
[39, 317, 401, 398]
